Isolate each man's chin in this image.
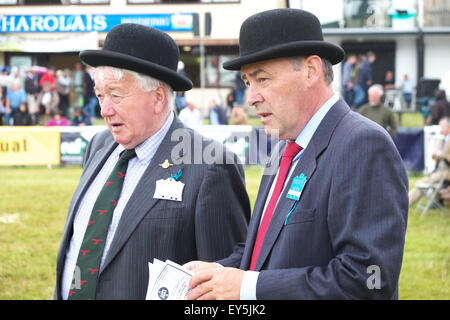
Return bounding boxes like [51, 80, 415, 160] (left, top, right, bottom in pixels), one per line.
[264, 127, 281, 139]
[112, 135, 133, 149]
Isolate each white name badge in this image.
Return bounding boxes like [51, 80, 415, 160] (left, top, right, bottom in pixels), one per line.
[153, 178, 185, 202]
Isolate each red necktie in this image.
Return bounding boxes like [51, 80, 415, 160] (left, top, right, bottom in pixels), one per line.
[249, 141, 302, 271]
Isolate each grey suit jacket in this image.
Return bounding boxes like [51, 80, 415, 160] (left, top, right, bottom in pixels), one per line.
[55, 116, 250, 299]
[218, 99, 409, 299]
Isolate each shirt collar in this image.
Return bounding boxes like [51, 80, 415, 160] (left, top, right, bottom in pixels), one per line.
[294, 92, 339, 150]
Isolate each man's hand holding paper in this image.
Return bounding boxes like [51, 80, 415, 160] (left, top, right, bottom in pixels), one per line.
[146, 259, 193, 300]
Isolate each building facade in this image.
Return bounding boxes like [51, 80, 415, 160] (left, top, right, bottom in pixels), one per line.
[295, 0, 450, 107]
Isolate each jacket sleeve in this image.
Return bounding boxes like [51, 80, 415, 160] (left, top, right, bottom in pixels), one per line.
[255, 126, 409, 299]
[215, 243, 246, 268]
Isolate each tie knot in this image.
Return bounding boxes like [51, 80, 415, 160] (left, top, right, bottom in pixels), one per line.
[283, 142, 302, 159]
[120, 149, 137, 162]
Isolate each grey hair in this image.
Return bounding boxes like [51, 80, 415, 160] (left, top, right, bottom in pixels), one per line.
[94, 66, 175, 108]
[290, 56, 334, 85]
[369, 83, 384, 96]
[321, 58, 334, 85]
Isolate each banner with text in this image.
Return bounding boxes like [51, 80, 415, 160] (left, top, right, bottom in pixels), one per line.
[0, 126, 426, 170]
[0, 13, 193, 33]
[0, 127, 60, 166]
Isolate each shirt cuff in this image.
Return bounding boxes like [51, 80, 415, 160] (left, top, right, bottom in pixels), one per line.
[240, 271, 259, 300]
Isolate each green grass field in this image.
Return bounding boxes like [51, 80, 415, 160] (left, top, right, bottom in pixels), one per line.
[0, 165, 448, 300]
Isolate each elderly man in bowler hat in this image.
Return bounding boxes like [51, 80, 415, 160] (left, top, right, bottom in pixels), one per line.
[185, 9, 408, 300]
[54, 23, 250, 300]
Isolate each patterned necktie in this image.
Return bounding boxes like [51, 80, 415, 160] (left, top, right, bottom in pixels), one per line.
[68, 148, 137, 300]
[249, 142, 302, 271]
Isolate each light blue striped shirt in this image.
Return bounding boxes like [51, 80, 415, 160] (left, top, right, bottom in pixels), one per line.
[61, 111, 174, 299]
[240, 93, 339, 300]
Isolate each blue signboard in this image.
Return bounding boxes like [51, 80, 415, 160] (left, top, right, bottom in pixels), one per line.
[0, 13, 193, 33]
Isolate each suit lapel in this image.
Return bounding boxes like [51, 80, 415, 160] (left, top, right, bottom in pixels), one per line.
[100, 118, 185, 272]
[240, 167, 276, 269]
[254, 143, 318, 270]
[240, 141, 284, 269]
[252, 99, 351, 270]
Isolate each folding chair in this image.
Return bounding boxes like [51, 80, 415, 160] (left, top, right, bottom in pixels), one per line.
[414, 168, 449, 217]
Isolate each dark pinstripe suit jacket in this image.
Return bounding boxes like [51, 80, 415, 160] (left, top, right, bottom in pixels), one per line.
[218, 99, 409, 299]
[54, 116, 250, 299]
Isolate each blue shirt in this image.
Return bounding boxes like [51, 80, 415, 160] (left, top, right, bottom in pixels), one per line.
[7, 89, 26, 109]
[342, 61, 353, 86]
[402, 79, 415, 94]
[209, 109, 220, 125]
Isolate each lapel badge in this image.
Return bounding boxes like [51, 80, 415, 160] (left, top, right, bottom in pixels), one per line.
[286, 173, 307, 201]
[159, 159, 173, 169]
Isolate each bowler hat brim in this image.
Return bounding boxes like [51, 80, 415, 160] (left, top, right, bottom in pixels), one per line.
[80, 49, 193, 91]
[223, 40, 345, 70]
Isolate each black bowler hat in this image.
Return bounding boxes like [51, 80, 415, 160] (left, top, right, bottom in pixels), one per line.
[80, 23, 192, 91]
[223, 9, 345, 70]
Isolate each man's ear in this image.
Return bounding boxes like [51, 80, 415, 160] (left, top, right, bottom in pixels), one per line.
[153, 85, 168, 114]
[304, 55, 322, 86]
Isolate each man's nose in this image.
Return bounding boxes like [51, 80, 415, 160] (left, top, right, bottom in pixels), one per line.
[100, 96, 115, 118]
[246, 85, 263, 107]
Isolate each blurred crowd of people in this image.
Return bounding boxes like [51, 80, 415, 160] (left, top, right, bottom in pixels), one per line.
[342, 51, 417, 111]
[341, 51, 398, 138]
[342, 51, 450, 208]
[3, 57, 448, 136]
[0, 62, 96, 127]
[341, 50, 448, 141]
[175, 61, 249, 128]
[342, 51, 377, 109]
[0, 59, 251, 130]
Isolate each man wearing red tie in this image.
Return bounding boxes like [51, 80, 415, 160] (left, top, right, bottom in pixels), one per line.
[185, 8, 408, 300]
